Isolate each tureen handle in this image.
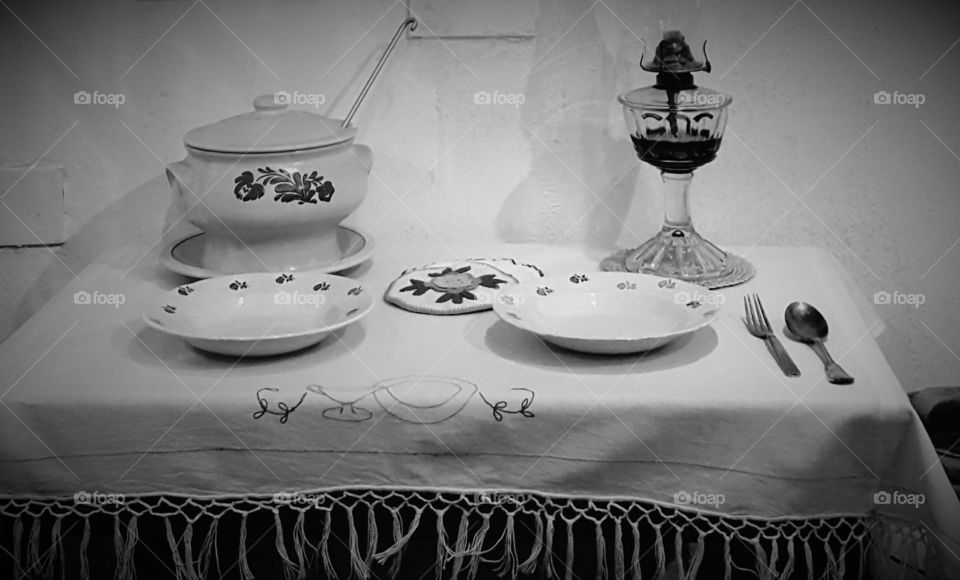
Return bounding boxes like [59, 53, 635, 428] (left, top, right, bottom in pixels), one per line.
[354, 144, 373, 174]
[165, 160, 193, 205]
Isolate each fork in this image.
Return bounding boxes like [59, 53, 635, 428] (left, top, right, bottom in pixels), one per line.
[743, 294, 801, 377]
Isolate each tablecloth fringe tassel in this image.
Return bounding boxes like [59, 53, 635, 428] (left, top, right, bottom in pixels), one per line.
[448, 508, 471, 578]
[518, 510, 544, 576]
[198, 517, 219, 579]
[613, 517, 625, 580]
[542, 512, 557, 578]
[273, 508, 301, 580]
[78, 516, 90, 580]
[653, 522, 667, 577]
[364, 503, 377, 574]
[466, 511, 492, 579]
[238, 512, 253, 580]
[433, 506, 448, 579]
[685, 531, 706, 580]
[494, 511, 520, 578]
[115, 514, 138, 580]
[782, 532, 797, 580]
[319, 509, 336, 578]
[372, 503, 424, 575]
[596, 519, 609, 580]
[631, 519, 643, 580]
[342, 505, 368, 579]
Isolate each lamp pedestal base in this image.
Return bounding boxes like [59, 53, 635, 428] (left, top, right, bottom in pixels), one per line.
[600, 171, 755, 288]
[619, 224, 732, 284]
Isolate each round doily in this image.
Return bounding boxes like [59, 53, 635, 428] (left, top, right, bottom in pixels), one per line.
[385, 261, 521, 315]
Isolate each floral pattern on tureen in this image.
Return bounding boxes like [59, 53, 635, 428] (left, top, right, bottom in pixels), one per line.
[233, 167, 335, 205]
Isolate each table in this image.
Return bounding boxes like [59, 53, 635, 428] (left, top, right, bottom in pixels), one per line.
[1, 242, 957, 579]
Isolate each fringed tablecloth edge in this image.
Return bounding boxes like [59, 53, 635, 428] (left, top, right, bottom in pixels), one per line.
[0, 488, 946, 580]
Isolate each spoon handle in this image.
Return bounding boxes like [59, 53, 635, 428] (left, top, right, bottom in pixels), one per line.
[811, 340, 854, 385]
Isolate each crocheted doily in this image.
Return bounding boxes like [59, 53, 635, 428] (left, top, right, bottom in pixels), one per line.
[385, 258, 544, 315]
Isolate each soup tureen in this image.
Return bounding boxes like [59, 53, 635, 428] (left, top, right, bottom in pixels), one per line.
[166, 94, 373, 274]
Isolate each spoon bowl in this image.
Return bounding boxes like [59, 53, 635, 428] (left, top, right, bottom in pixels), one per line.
[784, 302, 854, 385]
[784, 301, 829, 342]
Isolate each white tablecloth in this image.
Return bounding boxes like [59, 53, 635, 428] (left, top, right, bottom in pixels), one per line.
[1, 243, 957, 579]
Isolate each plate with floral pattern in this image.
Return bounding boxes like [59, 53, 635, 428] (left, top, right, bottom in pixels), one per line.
[492, 272, 722, 354]
[143, 272, 374, 356]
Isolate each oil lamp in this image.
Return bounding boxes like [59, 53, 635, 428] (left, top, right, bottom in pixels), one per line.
[602, 30, 754, 288]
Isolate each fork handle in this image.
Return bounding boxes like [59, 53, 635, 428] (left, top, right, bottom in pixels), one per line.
[764, 336, 801, 377]
[811, 340, 854, 384]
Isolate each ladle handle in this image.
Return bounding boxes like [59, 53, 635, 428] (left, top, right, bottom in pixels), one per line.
[341, 17, 418, 128]
[811, 340, 854, 385]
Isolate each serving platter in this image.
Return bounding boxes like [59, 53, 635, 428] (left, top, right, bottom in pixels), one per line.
[160, 225, 374, 279]
[143, 271, 374, 356]
[492, 272, 721, 354]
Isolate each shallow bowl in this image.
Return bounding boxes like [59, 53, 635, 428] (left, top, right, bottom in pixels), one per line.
[143, 271, 374, 356]
[492, 272, 721, 354]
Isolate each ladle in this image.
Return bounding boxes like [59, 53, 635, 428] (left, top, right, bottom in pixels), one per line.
[341, 17, 418, 127]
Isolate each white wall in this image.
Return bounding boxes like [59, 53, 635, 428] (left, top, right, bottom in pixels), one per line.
[2, 0, 959, 391]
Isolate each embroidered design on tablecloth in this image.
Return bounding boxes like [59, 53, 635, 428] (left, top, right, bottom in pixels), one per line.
[253, 387, 307, 424]
[478, 388, 535, 422]
[252, 376, 537, 425]
[309, 377, 477, 424]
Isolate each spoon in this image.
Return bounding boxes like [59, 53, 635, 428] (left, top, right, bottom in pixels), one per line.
[784, 302, 854, 385]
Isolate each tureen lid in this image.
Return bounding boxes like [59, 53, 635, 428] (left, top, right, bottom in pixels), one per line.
[184, 94, 357, 153]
